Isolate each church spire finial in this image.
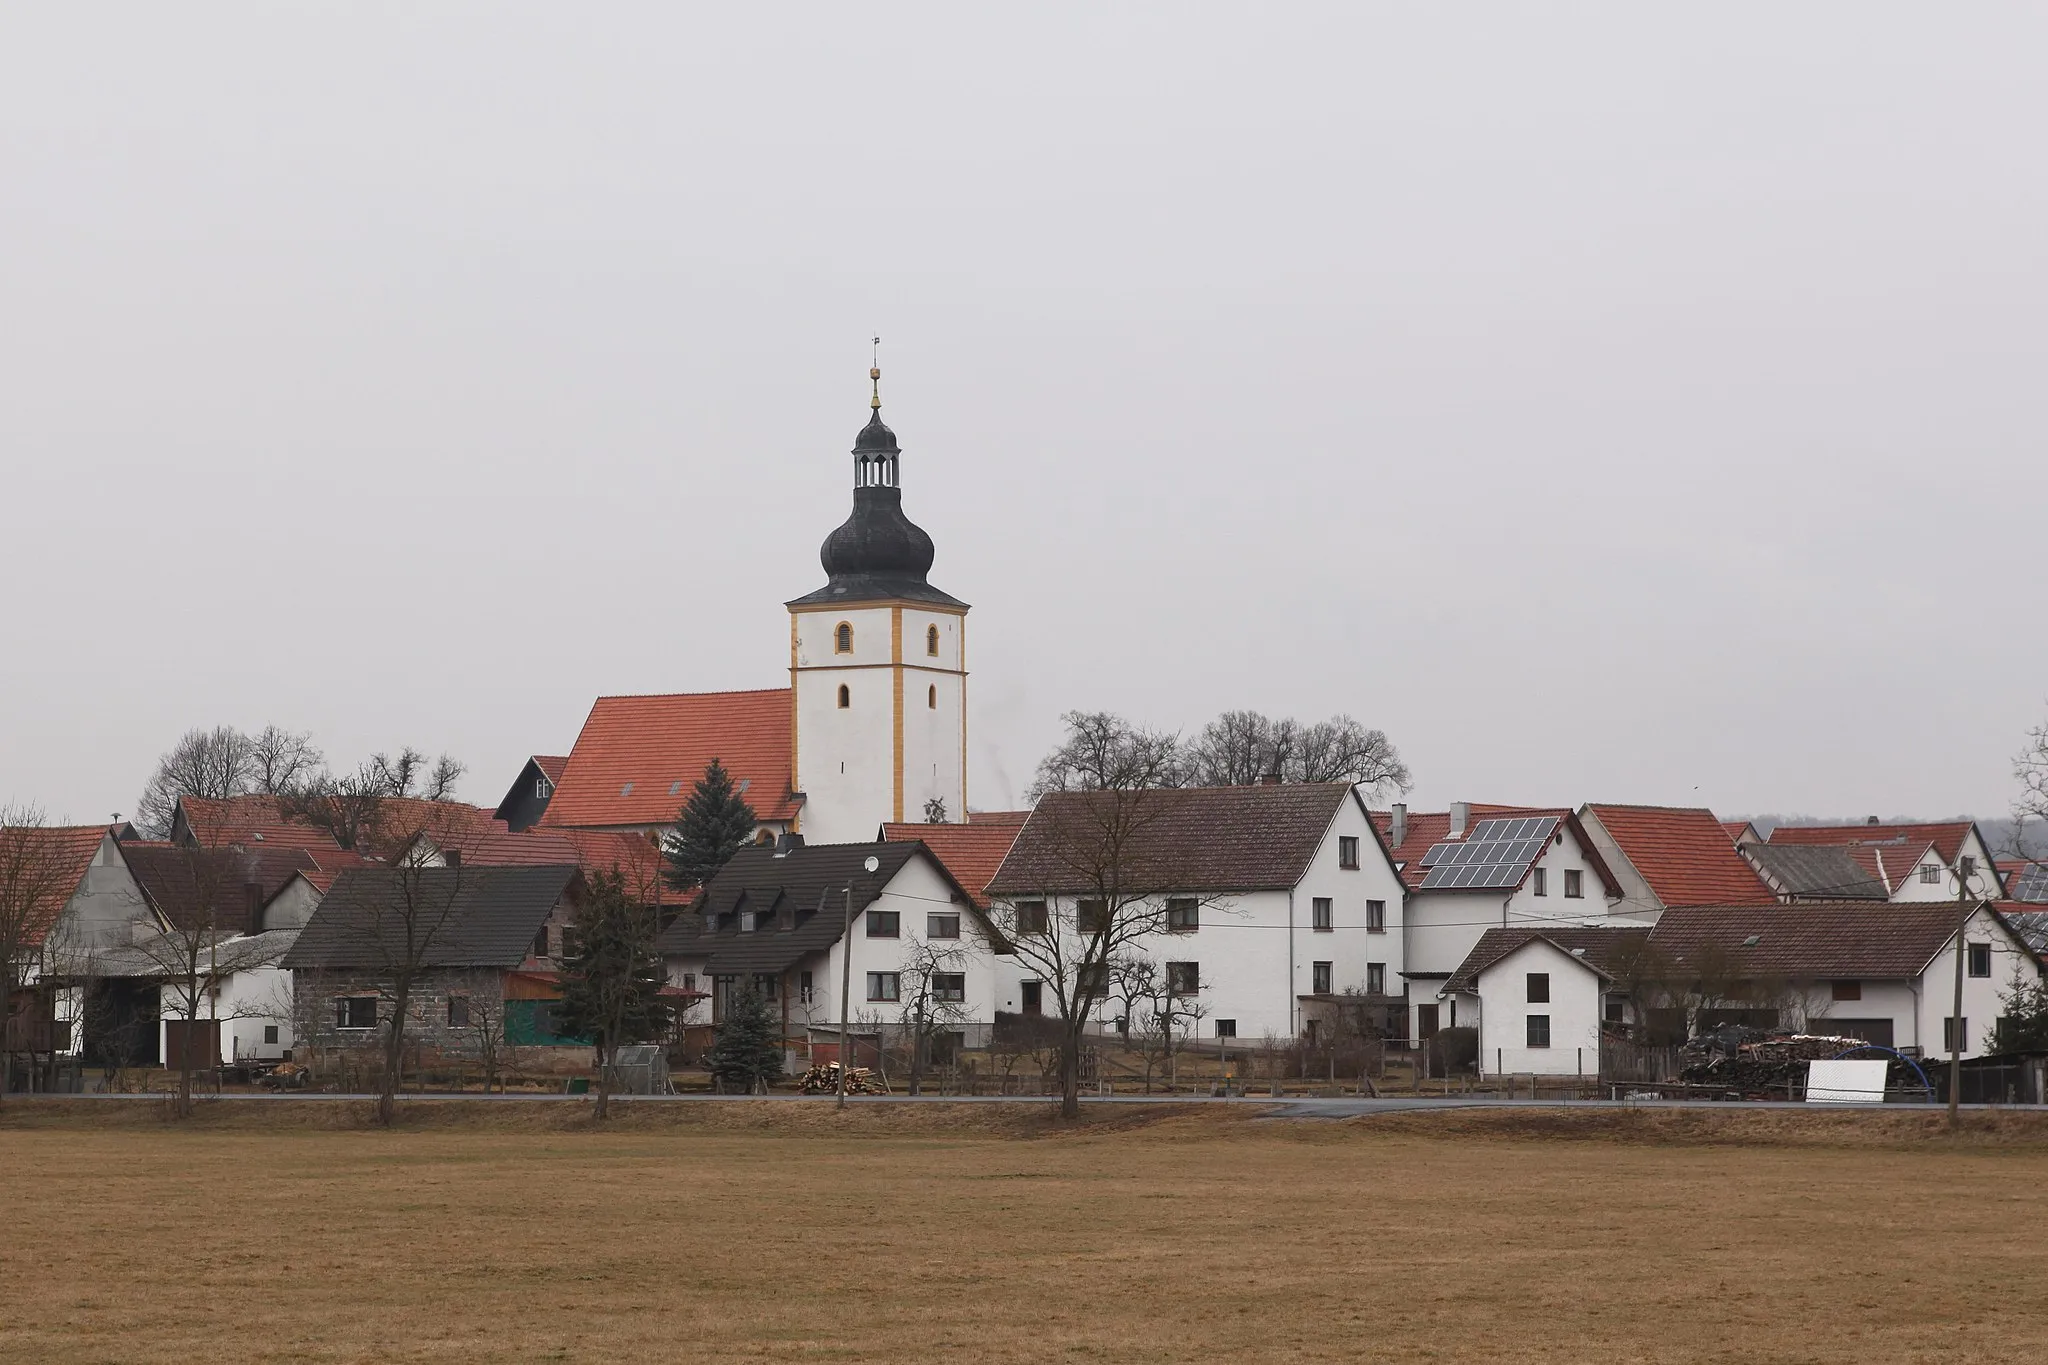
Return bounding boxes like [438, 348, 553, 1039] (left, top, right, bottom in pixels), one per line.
[870, 335, 882, 410]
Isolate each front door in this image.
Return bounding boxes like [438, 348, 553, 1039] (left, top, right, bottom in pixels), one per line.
[1020, 981, 1042, 1016]
[1416, 1004, 1440, 1040]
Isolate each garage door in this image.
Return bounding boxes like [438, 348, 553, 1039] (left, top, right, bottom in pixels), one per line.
[163, 1020, 220, 1071]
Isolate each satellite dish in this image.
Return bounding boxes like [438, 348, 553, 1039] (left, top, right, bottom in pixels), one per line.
[863, 855, 880, 874]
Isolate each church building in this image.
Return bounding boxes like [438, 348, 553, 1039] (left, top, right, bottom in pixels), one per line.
[533, 371, 970, 846]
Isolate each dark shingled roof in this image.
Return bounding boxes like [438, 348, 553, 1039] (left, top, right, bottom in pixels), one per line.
[988, 784, 1358, 897]
[1646, 901, 2001, 980]
[121, 844, 320, 932]
[1740, 843, 1888, 901]
[283, 865, 580, 971]
[1444, 926, 1653, 995]
[659, 841, 981, 975]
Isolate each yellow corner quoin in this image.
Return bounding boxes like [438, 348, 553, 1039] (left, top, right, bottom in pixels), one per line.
[891, 606, 905, 822]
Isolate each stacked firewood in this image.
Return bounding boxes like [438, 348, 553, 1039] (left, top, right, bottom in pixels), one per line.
[1679, 1027, 1870, 1095]
[797, 1061, 890, 1095]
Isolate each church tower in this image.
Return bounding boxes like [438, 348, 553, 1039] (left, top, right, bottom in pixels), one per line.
[786, 369, 968, 844]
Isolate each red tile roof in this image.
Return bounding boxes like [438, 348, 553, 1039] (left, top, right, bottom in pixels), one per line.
[967, 809, 1030, 828]
[299, 846, 381, 893]
[1842, 841, 1939, 895]
[177, 796, 347, 853]
[0, 825, 112, 948]
[541, 690, 796, 830]
[1584, 805, 1776, 907]
[534, 756, 569, 784]
[881, 821, 1025, 908]
[1768, 821, 1976, 865]
[426, 827, 666, 901]
[1721, 821, 1758, 843]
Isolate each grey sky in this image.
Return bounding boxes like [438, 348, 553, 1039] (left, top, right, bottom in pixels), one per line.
[3, 6, 2043, 826]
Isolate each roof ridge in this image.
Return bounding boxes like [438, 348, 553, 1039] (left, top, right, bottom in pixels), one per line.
[591, 687, 792, 703]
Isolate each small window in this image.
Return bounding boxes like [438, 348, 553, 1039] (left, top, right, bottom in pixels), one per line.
[1969, 943, 1992, 978]
[1076, 899, 1110, 935]
[739, 911, 760, 933]
[535, 777, 552, 800]
[799, 970, 814, 1004]
[1603, 993, 1625, 1024]
[1832, 980, 1861, 1002]
[682, 973, 696, 994]
[1527, 1014, 1551, 1048]
[837, 684, 851, 709]
[927, 685, 937, 709]
[866, 910, 900, 938]
[754, 973, 778, 1000]
[1945, 1016, 1968, 1052]
[1312, 961, 1332, 994]
[1527, 972, 1550, 1004]
[334, 997, 376, 1031]
[1367, 899, 1386, 933]
[926, 624, 940, 656]
[1532, 868, 1548, 897]
[1166, 961, 1200, 995]
[533, 926, 552, 959]
[835, 622, 854, 653]
[1920, 863, 1941, 885]
[263, 1024, 280, 1044]
[867, 972, 900, 1002]
[932, 972, 966, 1002]
[1311, 897, 1333, 932]
[1012, 901, 1049, 935]
[447, 996, 471, 1028]
[926, 913, 961, 939]
[1166, 898, 1199, 932]
[1338, 836, 1360, 870]
[1214, 1018, 1237, 1039]
[1076, 963, 1110, 997]
[1366, 963, 1386, 995]
[1563, 870, 1584, 899]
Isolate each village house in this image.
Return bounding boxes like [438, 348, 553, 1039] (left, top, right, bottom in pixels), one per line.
[492, 755, 567, 832]
[1443, 925, 1652, 1079]
[1576, 804, 1775, 916]
[1748, 820, 2003, 904]
[988, 783, 1405, 1044]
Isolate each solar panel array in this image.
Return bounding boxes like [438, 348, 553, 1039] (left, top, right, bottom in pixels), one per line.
[2010, 863, 2048, 904]
[1417, 816, 1561, 890]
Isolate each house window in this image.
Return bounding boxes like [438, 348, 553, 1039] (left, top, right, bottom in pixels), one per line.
[1527, 972, 1550, 1004]
[1533, 868, 1548, 897]
[1215, 1019, 1237, 1039]
[928, 685, 937, 710]
[927, 913, 961, 939]
[1367, 899, 1386, 933]
[837, 684, 851, 709]
[1832, 980, 1861, 1002]
[1311, 897, 1333, 932]
[933, 973, 966, 1002]
[1527, 1014, 1551, 1048]
[867, 972, 900, 1002]
[1076, 963, 1110, 997]
[1077, 900, 1110, 935]
[866, 910, 900, 938]
[754, 973, 778, 1000]
[926, 624, 940, 656]
[1603, 994, 1625, 1024]
[1563, 870, 1584, 899]
[799, 971, 814, 1005]
[1166, 898, 1199, 932]
[739, 911, 760, 933]
[1366, 963, 1386, 995]
[1166, 962, 1199, 995]
[1920, 863, 1941, 885]
[263, 1025, 280, 1044]
[533, 926, 552, 959]
[1312, 961, 1332, 994]
[682, 973, 697, 995]
[1013, 901, 1049, 935]
[1969, 943, 1992, 978]
[535, 776, 552, 800]
[835, 622, 854, 653]
[334, 997, 376, 1031]
[447, 996, 471, 1028]
[1945, 1016, 1968, 1052]
[1338, 836, 1360, 870]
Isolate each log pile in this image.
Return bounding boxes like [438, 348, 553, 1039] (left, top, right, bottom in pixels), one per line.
[797, 1061, 890, 1095]
[1679, 1027, 1875, 1095]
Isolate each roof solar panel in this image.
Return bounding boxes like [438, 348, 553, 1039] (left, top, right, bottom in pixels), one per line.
[2012, 863, 2048, 904]
[1415, 816, 1561, 891]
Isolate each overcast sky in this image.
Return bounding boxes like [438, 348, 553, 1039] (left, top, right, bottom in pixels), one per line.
[3, 6, 2043, 827]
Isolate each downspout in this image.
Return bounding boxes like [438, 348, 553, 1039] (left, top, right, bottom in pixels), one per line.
[1908, 975, 1921, 1055]
[1287, 887, 1297, 1038]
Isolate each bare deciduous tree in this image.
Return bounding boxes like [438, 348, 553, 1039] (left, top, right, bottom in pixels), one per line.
[896, 939, 973, 1097]
[0, 806, 78, 1101]
[1026, 711, 1189, 801]
[280, 749, 467, 853]
[135, 725, 326, 836]
[1184, 711, 1411, 797]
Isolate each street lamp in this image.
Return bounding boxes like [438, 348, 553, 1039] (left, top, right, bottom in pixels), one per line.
[837, 854, 881, 1111]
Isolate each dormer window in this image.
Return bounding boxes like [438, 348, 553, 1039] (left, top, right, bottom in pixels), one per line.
[835, 622, 854, 653]
[926, 625, 940, 656]
[534, 777, 552, 800]
[837, 684, 851, 709]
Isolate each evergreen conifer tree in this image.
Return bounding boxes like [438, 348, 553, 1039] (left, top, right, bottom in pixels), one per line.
[662, 758, 759, 894]
[706, 982, 784, 1094]
[554, 869, 672, 1119]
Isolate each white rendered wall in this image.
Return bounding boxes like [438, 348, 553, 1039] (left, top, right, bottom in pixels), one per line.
[816, 856, 997, 1027]
[1911, 911, 2041, 1060]
[156, 963, 294, 1064]
[1474, 940, 1605, 1077]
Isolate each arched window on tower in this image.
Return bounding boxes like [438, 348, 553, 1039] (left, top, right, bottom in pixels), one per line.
[926, 625, 939, 656]
[837, 684, 851, 709]
[835, 622, 853, 654]
[927, 684, 937, 709]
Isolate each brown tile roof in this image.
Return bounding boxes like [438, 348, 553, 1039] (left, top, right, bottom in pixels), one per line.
[534, 756, 569, 784]
[1767, 821, 1976, 866]
[1647, 902, 1991, 979]
[541, 690, 797, 829]
[967, 809, 1030, 827]
[881, 821, 1024, 908]
[120, 844, 320, 933]
[1585, 805, 1777, 907]
[1368, 804, 1556, 890]
[989, 784, 1355, 896]
[299, 846, 381, 892]
[425, 827, 666, 902]
[177, 796, 347, 853]
[0, 825, 111, 948]
[1444, 925, 1653, 995]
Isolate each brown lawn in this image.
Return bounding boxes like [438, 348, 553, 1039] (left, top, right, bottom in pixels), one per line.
[2, 1101, 2045, 1363]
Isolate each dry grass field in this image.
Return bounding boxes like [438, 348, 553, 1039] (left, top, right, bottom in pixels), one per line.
[3, 1101, 2046, 1363]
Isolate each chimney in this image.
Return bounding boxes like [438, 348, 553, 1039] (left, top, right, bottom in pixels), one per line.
[773, 832, 805, 856]
[243, 882, 264, 934]
[1449, 802, 1471, 839]
[1865, 815, 1879, 825]
[1258, 770, 1282, 787]
[1390, 803, 1408, 849]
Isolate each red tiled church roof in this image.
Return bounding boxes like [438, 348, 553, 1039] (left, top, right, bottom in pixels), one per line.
[1585, 804, 1776, 907]
[542, 690, 797, 830]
